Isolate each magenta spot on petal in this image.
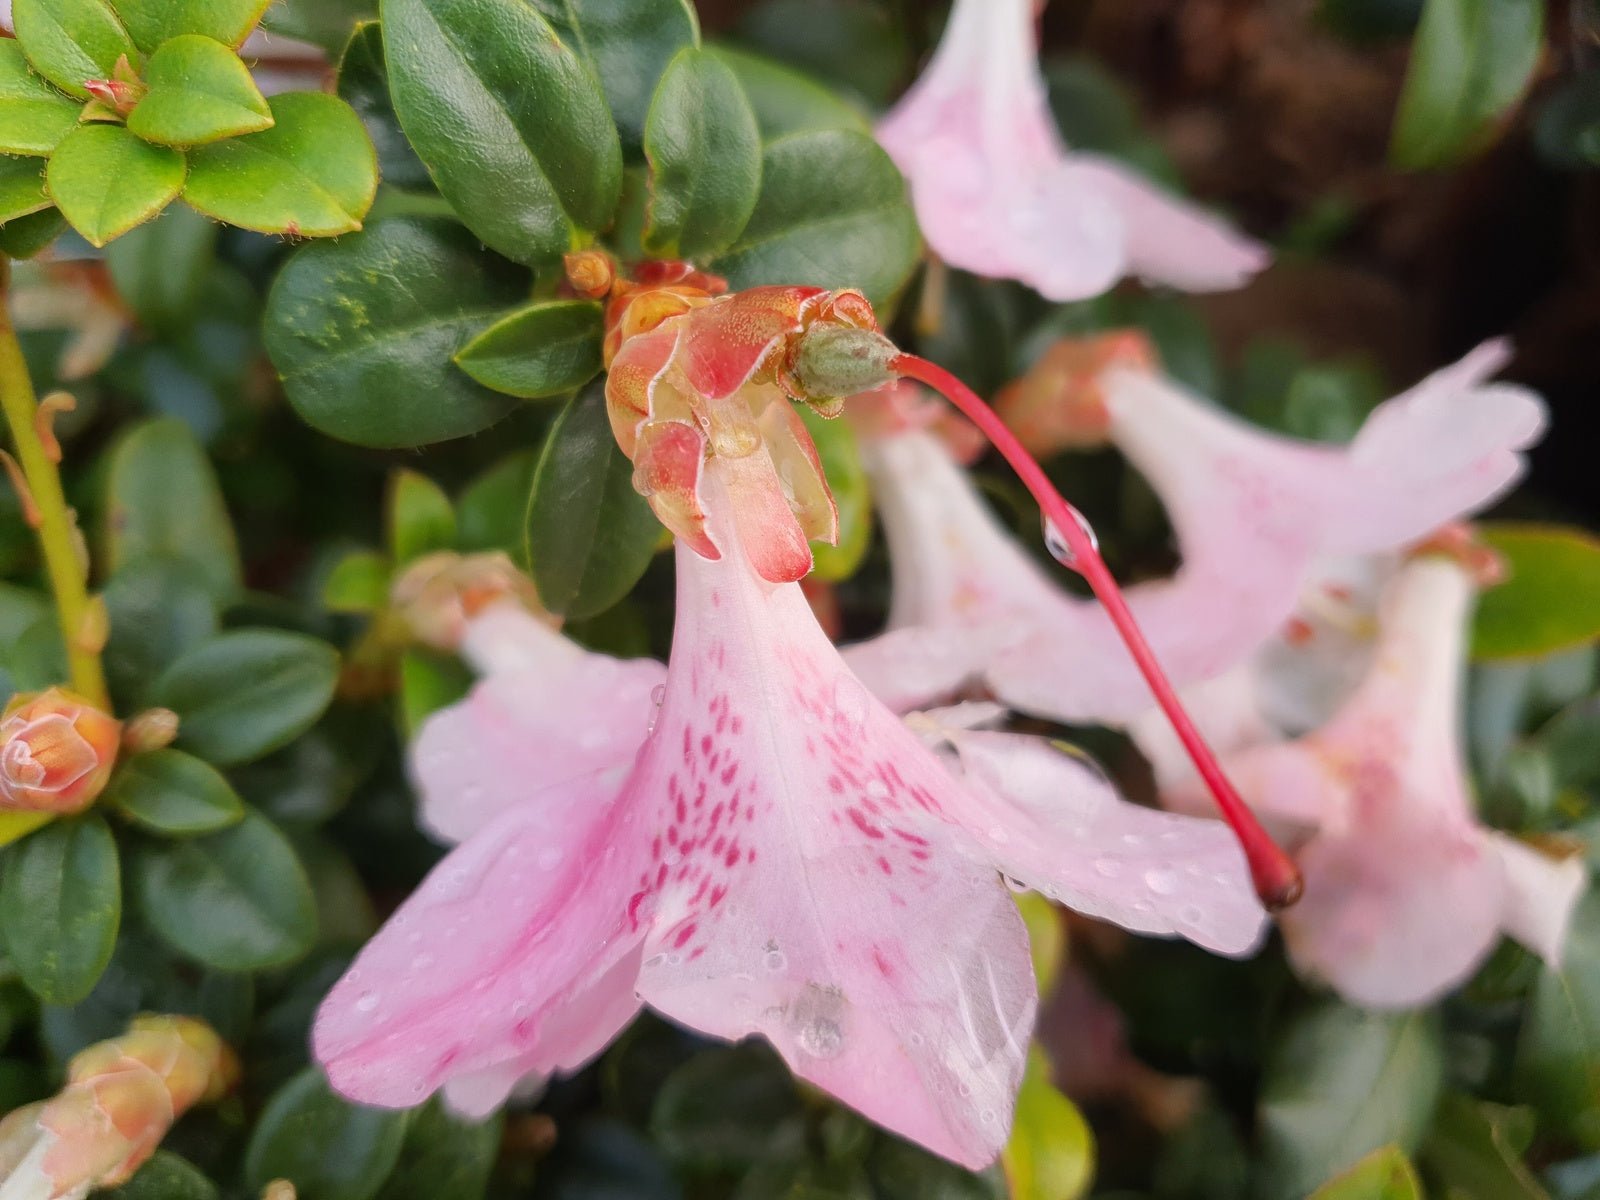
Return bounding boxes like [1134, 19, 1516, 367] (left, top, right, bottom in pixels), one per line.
[731, 716, 743, 734]
[827, 776, 844, 794]
[725, 846, 740, 867]
[720, 763, 738, 785]
[877, 855, 893, 875]
[700, 734, 713, 756]
[710, 884, 727, 907]
[667, 826, 678, 846]
[747, 848, 757, 862]
[873, 947, 894, 977]
[673, 923, 698, 948]
[847, 808, 885, 840]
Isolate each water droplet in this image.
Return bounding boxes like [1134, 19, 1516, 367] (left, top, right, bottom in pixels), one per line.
[1042, 509, 1099, 570]
[1144, 867, 1179, 895]
[797, 1018, 845, 1059]
[355, 991, 379, 1014]
[958, 1082, 972, 1097]
[765, 950, 787, 972]
[865, 779, 890, 800]
[1093, 857, 1122, 878]
[988, 823, 1010, 844]
[644, 953, 666, 969]
[832, 677, 869, 732]
[1121, 833, 1145, 848]
[1002, 874, 1029, 894]
[647, 685, 667, 734]
[1179, 904, 1204, 925]
[909, 1032, 925, 1046]
[537, 847, 563, 871]
[511, 1000, 532, 1019]
[980, 1109, 997, 1125]
[409, 952, 434, 970]
[667, 953, 683, 967]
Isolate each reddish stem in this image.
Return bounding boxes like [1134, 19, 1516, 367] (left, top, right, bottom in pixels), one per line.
[893, 353, 1303, 910]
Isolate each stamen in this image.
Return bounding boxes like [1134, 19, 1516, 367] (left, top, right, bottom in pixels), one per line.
[891, 353, 1304, 910]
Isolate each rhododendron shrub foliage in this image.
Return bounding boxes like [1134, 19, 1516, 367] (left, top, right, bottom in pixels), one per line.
[2, 0, 1598, 1198]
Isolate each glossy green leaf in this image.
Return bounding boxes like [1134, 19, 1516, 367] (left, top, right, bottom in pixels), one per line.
[388, 469, 456, 565]
[335, 21, 430, 192]
[453, 299, 604, 399]
[0, 41, 80, 156]
[650, 1043, 804, 1170]
[0, 154, 49, 223]
[642, 46, 761, 258]
[710, 129, 920, 309]
[1516, 889, 1600, 1147]
[245, 1066, 410, 1200]
[323, 550, 393, 614]
[0, 816, 121, 1005]
[261, 0, 376, 53]
[1473, 524, 1600, 660]
[1422, 1094, 1548, 1199]
[106, 749, 246, 836]
[709, 45, 870, 140]
[12, 0, 137, 98]
[398, 649, 472, 738]
[531, 0, 699, 151]
[265, 218, 528, 447]
[102, 557, 222, 705]
[373, 1100, 501, 1200]
[152, 629, 340, 766]
[184, 91, 376, 235]
[1307, 1145, 1423, 1199]
[457, 450, 539, 563]
[1002, 1049, 1094, 1200]
[382, 0, 622, 264]
[1390, 0, 1543, 169]
[527, 382, 661, 620]
[104, 203, 220, 333]
[103, 417, 242, 601]
[869, 1138, 1003, 1199]
[126, 34, 272, 147]
[1258, 1003, 1443, 1200]
[0, 207, 66, 258]
[101, 1151, 220, 1200]
[46, 123, 186, 247]
[114, 0, 271, 51]
[738, 0, 910, 108]
[800, 407, 869, 582]
[132, 806, 317, 969]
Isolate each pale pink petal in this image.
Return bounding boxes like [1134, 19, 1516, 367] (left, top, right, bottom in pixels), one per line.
[1064, 156, 1269, 291]
[1488, 834, 1587, 967]
[916, 725, 1267, 955]
[412, 604, 665, 843]
[1128, 668, 1279, 790]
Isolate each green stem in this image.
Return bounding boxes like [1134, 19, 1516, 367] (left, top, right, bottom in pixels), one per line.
[0, 258, 109, 709]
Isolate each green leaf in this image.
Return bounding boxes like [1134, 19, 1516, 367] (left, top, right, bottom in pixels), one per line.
[387, 469, 456, 566]
[1258, 1003, 1443, 1200]
[102, 557, 222, 705]
[114, 0, 272, 51]
[641, 46, 761, 259]
[1307, 1145, 1423, 1199]
[458, 450, 539, 564]
[738, 0, 910, 108]
[183, 91, 376, 235]
[531, 0, 699, 151]
[0, 40, 80, 156]
[1389, 0, 1543, 169]
[373, 1100, 501, 1200]
[264, 218, 528, 447]
[398, 649, 471, 738]
[104, 203, 220, 333]
[336, 21, 430, 192]
[527, 382, 661, 620]
[800, 407, 869, 582]
[1473, 523, 1600, 660]
[46, 123, 185, 247]
[869, 1139, 1003, 1199]
[322, 550, 393, 614]
[132, 806, 317, 969]
[453, 299, 604, 399]
[152, 629, 340, 766]
[126, 34, 272, 147]
[1516, 889, 1600, 1147]
[104, 417, 242, 601]
[12, 0, 137, 98]
[0, 207, 67, 258]
[0, 816, 121, 1005]
[101, 1151, 220, 1200]
[106, 749, 246, 836]
[710, 129, 920, 309]
[650, 1043, 804, 1170]
[262, 0, 376, 53]
[245, 1066, 411, 1200]
[1001, 1049, 1094, 1200]
[1536, 72, 1600, 170]
[382, 0, 622, 264]
[1422, 1095, 1549, 1199]
[0, 154, 49, 223]
[708, 45, 870, 140]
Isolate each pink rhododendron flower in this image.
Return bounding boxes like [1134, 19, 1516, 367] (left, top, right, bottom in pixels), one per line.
[1153, 550, 1586, 1008]
[876, 0, 1268, 299]
[845, 339, 1546, 726]
[313, 482, 1268, 1166]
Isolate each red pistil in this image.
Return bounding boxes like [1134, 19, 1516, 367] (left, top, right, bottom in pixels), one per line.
[892, 353, 1303, 910]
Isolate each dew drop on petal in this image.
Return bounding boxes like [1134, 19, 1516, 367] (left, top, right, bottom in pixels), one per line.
[865, 779, 890, 801]
[765, 950, 787, 972]
[797, 1019, 844, 1059]
[1144, 867, 1179, 895]
[1093, 858, 1122, 878]
[355, 991, 379, 1014]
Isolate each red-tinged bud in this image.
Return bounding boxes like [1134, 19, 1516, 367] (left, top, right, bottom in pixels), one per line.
[122, 708, 180, 755]
[82, 77, 146, 115]
[1411, 522, 1506, 587]
[563, 250, 615, 299]
[0, 688, 120, 814]
[392, 551, 553, 651]
[994, 331, 1157, 456]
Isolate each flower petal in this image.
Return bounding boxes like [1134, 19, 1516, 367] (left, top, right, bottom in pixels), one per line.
[1488, 833, 1587, 967]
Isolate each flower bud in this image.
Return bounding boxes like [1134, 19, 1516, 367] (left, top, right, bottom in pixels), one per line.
[392, 552, 551, 651]
[785, 324, 900, 406]
[121, 708, 180, 756]
[994, 331, 1156, 456]
[0, 688, 120, 814]
[563, 250, 615, 299]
